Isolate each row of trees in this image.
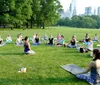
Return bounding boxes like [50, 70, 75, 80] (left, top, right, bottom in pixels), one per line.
[57, 15, 100, 28]
[0, 0, 62, 29]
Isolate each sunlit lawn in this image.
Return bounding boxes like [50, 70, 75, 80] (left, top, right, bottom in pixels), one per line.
[0, 27, 100, 85]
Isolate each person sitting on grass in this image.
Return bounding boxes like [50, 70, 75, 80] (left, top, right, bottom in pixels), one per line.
[33, 34, 41, 45]
[76, 49, 100, 84]
[79, 33, 89, 43]
[32, 33, 36, 43]
[15, 34, 23, 46]
[42, 33, 48, 43]
[92, 34, 99, 42]
[84, 33, 89, 42]
[85, 38, 93, 51]
[0, 35, 5, 46]
[24, 36, 35, 55]
[19, 33, 23, 40]
[43, 33, 48, 40]
[0, 35, 3, 44]
[67, 36, 77, 48]
[56, 35, 66, 46]
[6, 34, 12, 43]
[47, 34, 54, 45]
[57, 33, 61, 43]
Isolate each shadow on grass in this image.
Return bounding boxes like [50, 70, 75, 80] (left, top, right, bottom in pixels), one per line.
[0, 77, 81, 85]
[0, 52, 24, 55]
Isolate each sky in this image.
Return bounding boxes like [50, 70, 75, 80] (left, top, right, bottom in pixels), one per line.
[59, 0, 100, 14]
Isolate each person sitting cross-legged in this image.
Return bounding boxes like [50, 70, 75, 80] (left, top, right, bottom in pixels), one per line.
[92, 34, 99, 42]
[24, 36, 35, 55]
[56, 33, 61, 43]
[6, 34, 12, 43]
[56, 35, 66, 46]
[15, 34, 23, 46]
[85, 38, 93, 51]
[47, 34, 54, 45]
[41, 33, 48, 43]
[67, 36, 77, 48]
[0, 35, 3, 44]
[33, 34, 41, 45]
[76, 49, 100, 84]
[0, 35, 5, 46]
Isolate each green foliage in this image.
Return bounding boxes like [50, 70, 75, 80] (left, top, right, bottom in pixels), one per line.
[0, 0, 62, 29]
[30, 0, 63, 29]
[57, 15, 100, 28]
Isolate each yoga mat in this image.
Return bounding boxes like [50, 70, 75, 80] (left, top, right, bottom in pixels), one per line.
[61, 64, 100, 85]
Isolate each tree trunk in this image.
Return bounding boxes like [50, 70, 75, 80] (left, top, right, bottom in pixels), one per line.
[30, 18, 33, 28]
[15, 23, 18, 28]
[26, 23, 28, 28]
[3, 23, 6, 28]
[43, 22, 45, 29]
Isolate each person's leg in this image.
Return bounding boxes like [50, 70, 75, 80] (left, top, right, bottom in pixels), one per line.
[28, 50, 35, 55]
[67, 44, 71, 48]
[72, 45, 76, 48]
[76, 74, 95, 84]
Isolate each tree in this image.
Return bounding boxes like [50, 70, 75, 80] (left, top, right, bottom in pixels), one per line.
[0, 0, 32, 28]
[30, 0, 62, 29]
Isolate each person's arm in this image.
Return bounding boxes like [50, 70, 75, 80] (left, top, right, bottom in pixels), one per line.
[27, 42, 31, 50]
[77, 61, 94, 74]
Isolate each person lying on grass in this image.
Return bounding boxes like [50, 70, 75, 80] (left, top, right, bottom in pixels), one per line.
[76, 49, 100, 84]
[24, 36, 35, 55]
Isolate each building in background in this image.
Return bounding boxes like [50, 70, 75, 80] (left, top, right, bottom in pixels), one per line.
[60, 0, 77, 19]
[94, 8, 96, 15]
[69, 0, 77, 18]
[97, 7, 100, 16]
[85, 7, 92, 15]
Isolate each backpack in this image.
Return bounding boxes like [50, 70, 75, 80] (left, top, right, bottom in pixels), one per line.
[79, 48, 84, 53]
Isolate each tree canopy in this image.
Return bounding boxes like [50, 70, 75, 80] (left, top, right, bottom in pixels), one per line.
[0, 0, 62, 28]
[57, 15, 100, 29]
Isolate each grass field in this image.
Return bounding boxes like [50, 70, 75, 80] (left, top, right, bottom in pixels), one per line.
[0, 27, 100, 85]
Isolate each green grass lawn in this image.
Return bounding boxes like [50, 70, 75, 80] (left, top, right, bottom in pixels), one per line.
[0, 27, 100, 85]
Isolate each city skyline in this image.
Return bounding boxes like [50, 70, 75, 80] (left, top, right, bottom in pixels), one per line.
[59, 0, 100, 14]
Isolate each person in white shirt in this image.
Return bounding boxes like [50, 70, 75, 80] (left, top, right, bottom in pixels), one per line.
[93, 34, 99, 42]
[6, 34, 12, 43]
[0, 35, 5, 46]
[16, 34, 23, 46]
[86, 38, 93, 51]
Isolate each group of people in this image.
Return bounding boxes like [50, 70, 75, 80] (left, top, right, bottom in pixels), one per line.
[0, 33, 99, 54]
[0, 34, 12, 46]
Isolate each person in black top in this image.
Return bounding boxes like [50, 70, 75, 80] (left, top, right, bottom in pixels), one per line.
[67, 36, 77, 48]
[48, 34, 54, 45]
[24, 36, 35, 54]
[76, 49, 100, 84]
[33, 34, 40, 45]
